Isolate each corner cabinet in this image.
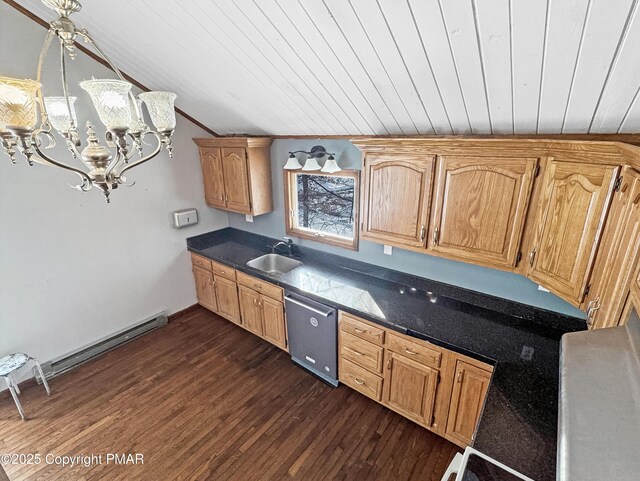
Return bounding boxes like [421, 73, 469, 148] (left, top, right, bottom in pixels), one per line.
[584, 168, 640, 328]
[430, 156, 537, 269]
[361, 153, 435, 248]
[445, 359, 492, 446]
[194, 137, 273, 215]
[526, 161, 620, 305]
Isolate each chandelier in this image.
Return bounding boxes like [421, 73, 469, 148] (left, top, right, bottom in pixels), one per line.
[0, 0, 177, 203]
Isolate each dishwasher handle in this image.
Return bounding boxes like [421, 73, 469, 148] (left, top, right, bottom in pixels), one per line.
[284, 294, 334, 317]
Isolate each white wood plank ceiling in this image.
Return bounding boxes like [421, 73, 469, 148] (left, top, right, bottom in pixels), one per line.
[14, 0, 640, 136]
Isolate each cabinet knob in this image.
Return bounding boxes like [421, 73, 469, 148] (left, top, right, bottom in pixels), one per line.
[353, 377, 365, 385]
[353, 350, 365, 357]
[404, 348, 418, 356]
[354, 328, 366, 334]
[419, 225, 426, 242]
[432, 227, 439, 245]
[528, 248, 537, 266]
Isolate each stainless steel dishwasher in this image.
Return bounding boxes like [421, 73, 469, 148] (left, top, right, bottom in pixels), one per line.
[284, 291, 338, 387]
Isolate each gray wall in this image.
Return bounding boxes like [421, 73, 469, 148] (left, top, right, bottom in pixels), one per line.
[229, 139, 586, 318]
[0, 2, 229, 382]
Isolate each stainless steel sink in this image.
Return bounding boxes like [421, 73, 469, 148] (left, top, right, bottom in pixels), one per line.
[247, 253, 303, 275]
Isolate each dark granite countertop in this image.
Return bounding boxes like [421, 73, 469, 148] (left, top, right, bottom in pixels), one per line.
[187, 228, 586, 481]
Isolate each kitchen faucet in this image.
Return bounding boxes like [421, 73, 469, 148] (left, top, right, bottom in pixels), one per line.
[270, 237, 294, 256]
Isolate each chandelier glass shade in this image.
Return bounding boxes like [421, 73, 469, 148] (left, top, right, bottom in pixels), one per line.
[0, 77, 41, 130]
[43, 96, 77, 133]
[0, 0, 178, 203]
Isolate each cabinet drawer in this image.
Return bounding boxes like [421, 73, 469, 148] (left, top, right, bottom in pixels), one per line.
[237, 271, 283, 301]
[385, 332, 441, 369]
[191, 253, 212, 271]
[340, 330, 384, 374]
[210, 260, 236, 281]
[339, 312, 385, 346]
[340, 358, 383, 402]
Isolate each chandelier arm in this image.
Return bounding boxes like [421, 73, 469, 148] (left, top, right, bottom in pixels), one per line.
[36, 28, 56, 129]
[114, 132, 163, 181]
[104, 146, 124, 181]
[59, 38, 79, 136]
[81, 31, 142, 119]
[31, 131, 93, 191]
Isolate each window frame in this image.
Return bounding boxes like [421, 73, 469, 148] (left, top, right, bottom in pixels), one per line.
[283, 169, 360, 251]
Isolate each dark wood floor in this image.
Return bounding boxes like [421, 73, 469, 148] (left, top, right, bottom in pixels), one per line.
[0, 307, 459, 480]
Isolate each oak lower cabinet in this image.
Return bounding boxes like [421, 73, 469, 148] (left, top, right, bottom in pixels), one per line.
[260, 296, 287, 350]
[191, 253, 241, 325]
[445, 359, 492, 446]
[360, 153, 435, 248]
[190, 253, 288, 350]
[194, 137, 273, 216]
[237, 273, 288, 351]
[430, 156, 538, 269]
[212, 276, 241, 325]
[382, 351, 439, 428]
[238, 285, 263, 335]
[192, 265, 218, 312]
[526, 161, 620, 306]
[338, 311, 493, 448]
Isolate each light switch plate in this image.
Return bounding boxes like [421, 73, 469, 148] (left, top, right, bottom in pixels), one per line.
[245, 214, 254, 223]
[383, 245, 393, 255]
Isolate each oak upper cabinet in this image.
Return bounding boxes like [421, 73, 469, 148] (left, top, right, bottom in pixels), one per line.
[585, 170, 640, 328]
[194, 137, 273, 215]
[445, 359, 492, 446]
[193, 265, 218, 312]
[526, 161, 620, 305]
[199, 147, 226, 209]
[382, 350, 440, 428]
[430, 156, 538, 269]
[214, 275, 241, 325]
[361, 153, 435, 248]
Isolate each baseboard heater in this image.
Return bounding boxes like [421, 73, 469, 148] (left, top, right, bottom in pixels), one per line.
[35, 311, 168, 381]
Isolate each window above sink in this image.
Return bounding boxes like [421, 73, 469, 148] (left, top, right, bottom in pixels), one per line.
[284, 170, 360, 251]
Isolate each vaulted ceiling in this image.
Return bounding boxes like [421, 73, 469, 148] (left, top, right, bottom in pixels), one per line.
[14, 0, 640, 136]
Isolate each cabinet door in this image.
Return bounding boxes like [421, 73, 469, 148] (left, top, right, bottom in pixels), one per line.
[445, 360, 492, 446]
[584, 172, 640, 329]
[193, 265, 218, 312]
[382, 351, 439, 428]
[430, 156, 537, 269]
[361, 154, 435, 248]
[214, 275, 241, 324]
[527, 161, 619, 305]
[199, 147, 226, 208]
[238, 286, 262, 335]
[221, 147, 252, 214]
[261, 296, 287, 350]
